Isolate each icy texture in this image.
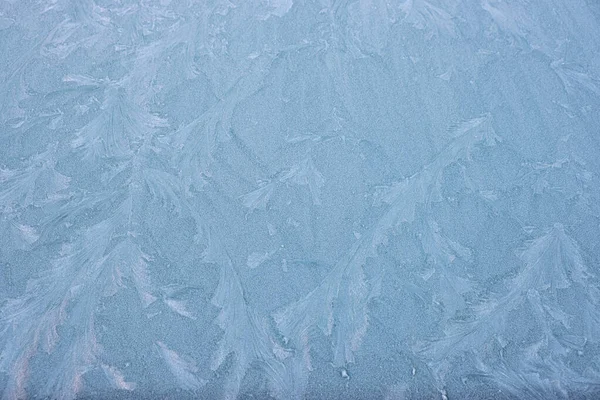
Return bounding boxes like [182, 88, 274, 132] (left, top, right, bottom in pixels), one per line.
[1, 1, 600, 399]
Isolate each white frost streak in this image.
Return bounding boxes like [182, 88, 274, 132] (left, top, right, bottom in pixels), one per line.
[275, 115, 499, 388]
[247, 251, 275, 269]
[418, 224, 600, 392]
[241, 182, 275, 212]
[211, 254, 302, 399]
[0, 147, 70, 210]
[518, 224, 587, 291]
[173, 54, 275, 189]
[0, 199, 158, 400]
[241, 155, 325, 212]
[480, 0, 532, 39]
[400, 0, 456, 36]
[551, 60, 600, 97]
[71, 86, 167, 161]
[101, 365, 137, 391]
[108, 238, 158, 308]
[263, 0, 293, 18]
[281, 156, 325, 205]
[156, 342, 205, 391]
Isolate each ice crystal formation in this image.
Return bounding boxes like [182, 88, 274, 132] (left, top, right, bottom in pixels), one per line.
[1, 1, 599, 399]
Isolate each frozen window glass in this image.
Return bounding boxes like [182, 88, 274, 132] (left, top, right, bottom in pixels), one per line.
[1, 1, 600, 399]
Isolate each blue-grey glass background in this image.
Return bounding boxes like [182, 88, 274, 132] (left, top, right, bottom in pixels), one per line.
[1, 1, 600, 399]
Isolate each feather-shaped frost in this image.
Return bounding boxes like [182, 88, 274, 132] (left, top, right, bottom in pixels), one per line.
[0, 198, 157, 400]
[399, 0, 456, 37]
[72, 86, 167, 160]
[274, 115, 500, 394]
[240, 182, 276, 212]
[0, 147, 70, 211]
[101, 364, 137, 391]
[209, 242, 303, 400]
[172, 54, 275, 188]
[418, 224, 600, 394]
[156, 341, 205, 391]
[281, 156, 325, 205]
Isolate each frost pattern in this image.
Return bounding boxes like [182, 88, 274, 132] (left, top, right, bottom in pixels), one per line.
[418, 224, 600, 395]
[1, 1, 600, 399]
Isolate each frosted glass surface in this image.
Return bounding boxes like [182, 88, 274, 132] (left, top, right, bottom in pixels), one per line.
[1, 1, 600, 399]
